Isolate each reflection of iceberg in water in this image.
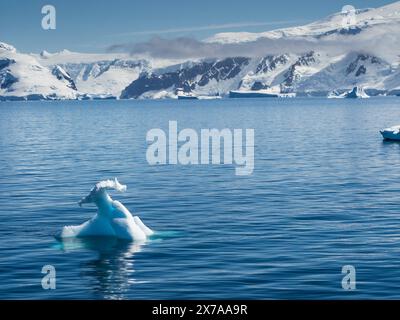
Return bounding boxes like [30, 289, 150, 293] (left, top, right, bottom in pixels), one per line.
[58, 178, 154, 241]
[56, 232, 181, 299]
[58, 237, 146, 299]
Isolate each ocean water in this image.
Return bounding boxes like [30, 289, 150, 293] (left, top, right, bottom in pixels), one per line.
[1, 97, 400, 299]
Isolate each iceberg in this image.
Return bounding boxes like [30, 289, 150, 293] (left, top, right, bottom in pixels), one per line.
[380, 125, 400, 141]
[328, 86, 370, 99]
[343, 86, 370, 99]
[58, 178, 154, 242]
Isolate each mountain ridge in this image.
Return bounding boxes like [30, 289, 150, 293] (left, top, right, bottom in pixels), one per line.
[1, 1, 400, 100]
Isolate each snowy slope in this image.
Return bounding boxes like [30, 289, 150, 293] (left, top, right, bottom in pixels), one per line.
[121, 49, 399, 98]
[56, 59, 147, 97]
[206, 2, 400, 43]
[34, 50, 150, 97]
[122, 2, 400, 98]
[298, 53, 395, 92]
[0, 43, 78, 100]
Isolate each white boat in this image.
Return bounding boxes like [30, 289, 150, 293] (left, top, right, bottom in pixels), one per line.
[176, 88, 198, 100]
[380, 125, 400, 140]
[177, 94, 198, 100]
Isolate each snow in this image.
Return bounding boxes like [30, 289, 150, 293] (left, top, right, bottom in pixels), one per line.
[33, 50, 130, 65]
[59, 178, 154, 241]
[2, 1, 400, 100]
[0, 42, 17, 53]
[329, 86, 370, 98]
[382, 125, 400, 134]
[380, 125, 400, 140]
[298, 52, 392, 93]
[0, 43, 79, 99]
[65, 61, 143, 96]
[207, 2, 400, 44]
[30, 51, 154, 97]
[139, 89, 176, 99]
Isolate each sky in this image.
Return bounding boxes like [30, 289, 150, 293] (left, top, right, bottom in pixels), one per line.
[0, 0, 396, 53]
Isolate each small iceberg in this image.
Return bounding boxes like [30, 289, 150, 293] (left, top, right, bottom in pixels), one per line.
[58, 178, 154, 242]
[328, 86, 369, 99]
[343, 86, 370, 99]
[380, 125, 400, 141]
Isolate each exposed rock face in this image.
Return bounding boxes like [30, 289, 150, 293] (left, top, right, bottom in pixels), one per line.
[52, 65, 77, 90]
[121, 57, 250, 99]
[0, 58, 17, 89]
[255, 55, 289, 74]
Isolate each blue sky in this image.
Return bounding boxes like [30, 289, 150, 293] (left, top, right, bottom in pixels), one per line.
[0, 0, 395, 53]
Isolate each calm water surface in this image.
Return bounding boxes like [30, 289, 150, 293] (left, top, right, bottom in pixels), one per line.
[1, 98, 400, 299]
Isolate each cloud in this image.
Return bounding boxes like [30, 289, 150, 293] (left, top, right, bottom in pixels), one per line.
[111, 20, 305, 37]
[108, 25, 400, 61]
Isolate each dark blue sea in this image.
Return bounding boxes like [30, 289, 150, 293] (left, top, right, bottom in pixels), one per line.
[1, 97, 400, 299]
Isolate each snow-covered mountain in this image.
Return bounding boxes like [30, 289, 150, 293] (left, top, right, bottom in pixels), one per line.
[122, 50, 399, 99]
[122, 1, 400, 99]
[0, 44, 152, 100]
[0, 43, 79, 100]
[36, 50, 150, 97]
[1, 1, 400, 100]
[206, 2, 400, 43]
[121, 57, 253, 99]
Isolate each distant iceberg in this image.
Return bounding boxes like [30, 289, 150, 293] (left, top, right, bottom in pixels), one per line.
[328, 87, 370, 99]
[343, 87, 370, 99]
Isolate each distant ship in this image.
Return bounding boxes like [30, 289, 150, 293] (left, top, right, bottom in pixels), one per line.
[177, 94, 198, 100]
[176, 88, 198, 100]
